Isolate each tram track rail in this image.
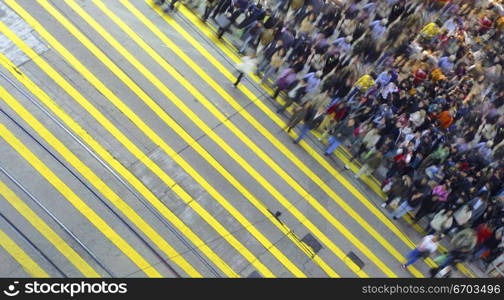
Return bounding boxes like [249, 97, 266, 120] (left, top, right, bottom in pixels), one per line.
[0, 99, 182, 277]
[0, 165, 115, 277]
[0, 63, 222, 277]
[0, 211, 66, 277]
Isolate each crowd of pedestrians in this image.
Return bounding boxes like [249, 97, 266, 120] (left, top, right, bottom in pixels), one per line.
[156, 0, 504, 276]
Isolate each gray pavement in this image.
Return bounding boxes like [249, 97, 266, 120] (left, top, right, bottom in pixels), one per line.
[0, 0, 482, 278]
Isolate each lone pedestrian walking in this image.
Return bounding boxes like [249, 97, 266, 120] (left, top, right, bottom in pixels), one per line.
[234, 54, 257, 87]
[402, 234, 441, 269]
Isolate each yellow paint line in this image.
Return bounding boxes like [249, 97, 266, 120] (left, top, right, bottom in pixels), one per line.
[9, 0, 279, 277]
[81, 0, 334, 277]
[0, 58, 239, 277]
[110, 0, 369, 276]
[38, 0, 293, 277]
[131, 0, 417, 277]
[333, 146, 474, 277]
[402, 214, 476, 278]
[0, 179, 100, 277]
[0, 228, 50, 277]
[0, 123, 161, 277]
[176, 6, 478, 278]
[0, 85, 201, 277]
[333, 147, 474, 276]
[0, 54, 237, 278]
[0, 57, 242, 278]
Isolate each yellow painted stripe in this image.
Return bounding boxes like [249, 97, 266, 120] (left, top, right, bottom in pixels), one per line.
[96, 0, 346, 277]
[0, 59, 238, 279]
[321, 144, 475, 276]
[0, 229, 50, 277]
[401, 214, 476, 277]
[151, 1, 428, 276]
[0, 55, 237, 278]
[0, 124, 160, 277]
[175, 4, 475, 278]
[46, 0, 298, 277]
[7, 0, 273, 278]
[0, 22, 196, 278]
[182, 7, 476, 278]
[127, 0, 399, 277]
[325, 146, 474, 276]
[0, 179, 100, 277]
[175, 3, 421, 247]
[0, 86, 201, 277]
[67, 0, 311, 277]
[332, 148, 475, 277]
[34, 0, 281, 278]
[110, 0, 369, 277]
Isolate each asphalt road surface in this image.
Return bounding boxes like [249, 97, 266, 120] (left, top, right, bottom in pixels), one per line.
[0, 0, 478, 278]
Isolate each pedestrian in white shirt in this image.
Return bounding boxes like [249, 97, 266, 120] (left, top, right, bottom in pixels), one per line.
[402, 234, 441, 268]
[234, 54, 258, 87]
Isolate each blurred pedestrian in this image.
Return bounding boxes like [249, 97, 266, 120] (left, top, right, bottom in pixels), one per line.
[234, 54, 257, 87]
[402, 234, 441, 269]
